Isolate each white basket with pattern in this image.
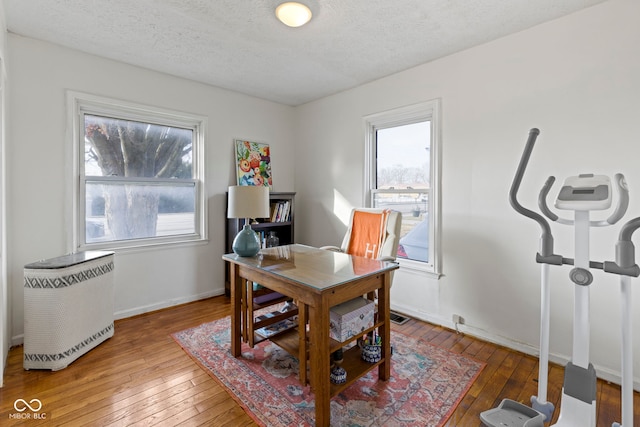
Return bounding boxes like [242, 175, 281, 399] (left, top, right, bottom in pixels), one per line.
[23, 251, 115, 370]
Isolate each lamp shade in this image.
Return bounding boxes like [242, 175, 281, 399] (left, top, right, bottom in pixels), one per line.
[227, 185, 270, 219]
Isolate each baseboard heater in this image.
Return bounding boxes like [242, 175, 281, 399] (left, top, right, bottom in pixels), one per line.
[390, 311, 410, 325]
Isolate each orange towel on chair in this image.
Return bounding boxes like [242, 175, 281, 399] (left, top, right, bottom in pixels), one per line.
[347, 210, 389, 259]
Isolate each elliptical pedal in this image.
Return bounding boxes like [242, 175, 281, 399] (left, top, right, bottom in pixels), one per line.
[480, 399, 545, 427]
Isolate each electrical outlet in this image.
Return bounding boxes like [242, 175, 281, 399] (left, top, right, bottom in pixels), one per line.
[452, 314, 465, 325]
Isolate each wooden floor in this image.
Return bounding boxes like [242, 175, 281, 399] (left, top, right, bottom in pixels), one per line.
[1, 296, 638, 426]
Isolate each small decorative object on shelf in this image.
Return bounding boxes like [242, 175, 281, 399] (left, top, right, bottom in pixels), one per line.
[361, 344, 382, 363]
[330, 349, 347, 384]
[360, 332, 382, 363]
[265, 231, 279, 248]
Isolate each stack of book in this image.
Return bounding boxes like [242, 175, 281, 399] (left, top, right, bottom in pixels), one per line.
[269, 201, 291, 222]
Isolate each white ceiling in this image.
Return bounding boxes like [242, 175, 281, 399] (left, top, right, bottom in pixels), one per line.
[3, 0, 608, 106]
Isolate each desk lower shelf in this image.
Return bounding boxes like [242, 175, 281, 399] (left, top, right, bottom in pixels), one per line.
[329, 344, 384, 396]
[267, 326, 302, 355]
[269, 321, 387, 397]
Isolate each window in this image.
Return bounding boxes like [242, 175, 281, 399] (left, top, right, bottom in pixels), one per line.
[364, 100, 441, 275]
[69, 92, 207, 250]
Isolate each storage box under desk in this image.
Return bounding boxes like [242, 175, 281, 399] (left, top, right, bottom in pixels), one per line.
[23, 251, 115, 370]
[329, 297, 374, 342]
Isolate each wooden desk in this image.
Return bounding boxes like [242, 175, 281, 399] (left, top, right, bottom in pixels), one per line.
[223, 244, 399, 427]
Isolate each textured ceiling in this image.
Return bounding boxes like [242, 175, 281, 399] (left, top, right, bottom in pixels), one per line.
[4, 0, 608, 106]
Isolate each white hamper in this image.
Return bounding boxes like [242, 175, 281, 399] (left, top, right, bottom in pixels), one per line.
[23, 251, 115, 370]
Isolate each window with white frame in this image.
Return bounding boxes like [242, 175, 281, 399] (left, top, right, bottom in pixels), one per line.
[69, 92, 207, 250]
[364, 100, 441, 275]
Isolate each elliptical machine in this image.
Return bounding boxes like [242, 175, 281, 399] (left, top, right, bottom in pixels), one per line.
[480, 128, 638, 427]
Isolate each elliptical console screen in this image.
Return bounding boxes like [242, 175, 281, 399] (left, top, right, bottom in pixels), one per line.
[555, 174, 611, 211]
[572, 189, 595, 195]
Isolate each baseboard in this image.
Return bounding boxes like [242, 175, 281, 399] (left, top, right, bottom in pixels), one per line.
[11, 334, 23, 348]
[113, 289, 225, 320]
[390, 302, 640, 392]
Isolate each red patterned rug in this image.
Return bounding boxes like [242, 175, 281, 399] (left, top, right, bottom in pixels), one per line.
[172, 316, 484, 427]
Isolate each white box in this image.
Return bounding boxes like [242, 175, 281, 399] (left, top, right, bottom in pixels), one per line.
[329, 297, 374, 342]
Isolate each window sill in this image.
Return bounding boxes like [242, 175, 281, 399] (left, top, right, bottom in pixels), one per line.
[397, 258, 442, 279]
[78, 236, 208, 254]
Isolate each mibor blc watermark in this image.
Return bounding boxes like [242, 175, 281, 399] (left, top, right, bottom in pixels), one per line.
[9, 398, 46, 420]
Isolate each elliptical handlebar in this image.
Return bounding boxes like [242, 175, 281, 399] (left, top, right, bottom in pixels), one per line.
[619, 216, 640, 243]
[538, 172, 629, 227]
[605, 173, 630, 225]
[538, 176, 559, 222]
[579, 172, 629, 227]
[509, 128, 555, 257]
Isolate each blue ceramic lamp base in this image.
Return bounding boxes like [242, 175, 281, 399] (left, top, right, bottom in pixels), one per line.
[232, 224, 261, 257]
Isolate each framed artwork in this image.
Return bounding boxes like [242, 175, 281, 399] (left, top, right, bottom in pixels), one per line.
[235, 139, 272, 188]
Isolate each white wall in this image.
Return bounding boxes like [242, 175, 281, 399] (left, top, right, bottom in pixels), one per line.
[5, 35, 295, 344]
[0, 1, 7, 387]
[294, 0, 640, 388]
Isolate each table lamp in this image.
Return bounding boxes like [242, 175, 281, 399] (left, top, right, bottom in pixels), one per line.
[227, 185, 270, 256]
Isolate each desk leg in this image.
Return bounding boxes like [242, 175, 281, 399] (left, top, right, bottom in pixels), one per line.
[309, 304, 331, 427]
[241, 277, 248, 343]
[247, 282, 256, 347]
[298, 303, 308, 386]
[378, 273, 391, 381]
[230, 263, 242, 357]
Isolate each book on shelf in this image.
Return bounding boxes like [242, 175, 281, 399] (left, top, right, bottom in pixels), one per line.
[255, 317, 297, 338]
[269, 201, 291, 223]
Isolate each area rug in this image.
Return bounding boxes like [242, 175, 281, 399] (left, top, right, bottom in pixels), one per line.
[172, 317, 484, 427]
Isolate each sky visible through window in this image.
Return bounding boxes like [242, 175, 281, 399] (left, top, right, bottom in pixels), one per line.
[377, 121, 430, 189]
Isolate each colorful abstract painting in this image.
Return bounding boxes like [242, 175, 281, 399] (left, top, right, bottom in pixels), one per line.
[235, 140, 272, 188]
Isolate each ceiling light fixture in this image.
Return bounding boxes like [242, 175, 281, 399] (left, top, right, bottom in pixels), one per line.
[275, 2, 312, 27]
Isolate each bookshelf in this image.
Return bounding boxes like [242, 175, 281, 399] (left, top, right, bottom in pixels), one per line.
[224, 191, 295, 296]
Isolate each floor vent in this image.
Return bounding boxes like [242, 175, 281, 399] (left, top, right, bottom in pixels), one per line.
[390, 311, 409, 325]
